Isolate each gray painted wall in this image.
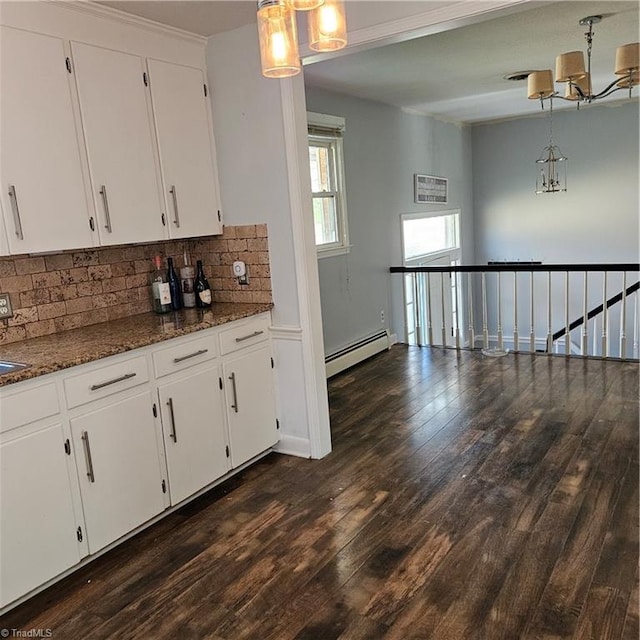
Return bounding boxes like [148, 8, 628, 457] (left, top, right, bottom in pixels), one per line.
[472, 101, 639, 264]
[305, 86, 474, 353]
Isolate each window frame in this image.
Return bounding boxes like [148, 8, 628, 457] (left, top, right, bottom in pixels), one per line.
[307, 112, 350, 258]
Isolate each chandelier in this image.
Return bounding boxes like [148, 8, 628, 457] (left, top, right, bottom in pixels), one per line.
[257, 0, 347, 79]
[535, 98, 567, 194]
[527, 15, 639, 108]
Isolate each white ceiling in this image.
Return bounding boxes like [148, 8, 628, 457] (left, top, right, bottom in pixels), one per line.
[96, 0, 639, 123]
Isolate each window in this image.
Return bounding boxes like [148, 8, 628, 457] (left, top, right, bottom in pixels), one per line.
[308, 112, 349, 256]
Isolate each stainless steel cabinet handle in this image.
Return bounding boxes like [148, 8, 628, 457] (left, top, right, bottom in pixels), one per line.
[169, 185, 180, 228]
[90, 372, 136, 391]
[8, 185, 24, 240]
[235, 330, 264, 343]
[81, 431, 95, 483]
[173, 348, 208, 364]
[99, 185, 113, 233]
[167, 397, 178, 442]
[228, 372, 239, 413]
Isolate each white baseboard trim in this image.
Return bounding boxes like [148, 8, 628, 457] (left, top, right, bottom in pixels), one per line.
[274, 434, 312, 458]
[325, 330, 390, 378]
[389, 332, 398, 346]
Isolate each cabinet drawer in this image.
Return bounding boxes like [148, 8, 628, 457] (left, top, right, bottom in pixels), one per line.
[0, 382, 59, 433]
[64, 356, 149, 409]
[219, 315, 270, 356]
[152, 333, 218, 378]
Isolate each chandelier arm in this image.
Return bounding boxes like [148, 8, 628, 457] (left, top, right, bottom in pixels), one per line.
[591, 75, 632, 100]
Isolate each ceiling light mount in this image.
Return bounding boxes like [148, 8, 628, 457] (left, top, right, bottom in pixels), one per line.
[527, 14, 639, 108]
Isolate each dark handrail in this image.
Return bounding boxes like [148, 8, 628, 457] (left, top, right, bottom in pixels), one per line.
[552, 281, 640, 343]
[390, 263, 640, 273]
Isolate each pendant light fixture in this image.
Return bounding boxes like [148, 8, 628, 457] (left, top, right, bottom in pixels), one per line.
[308, 0, 348, 52]
[527, 15, 639, 108]
[257, 0, 301, 78]
[535, 98, 567, 194]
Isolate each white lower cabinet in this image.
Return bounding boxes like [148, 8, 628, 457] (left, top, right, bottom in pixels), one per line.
[223, 344, 279, 468]
[0, 423, 83, 608]
[70, 391, 166, 554]
[158, 366, 229, 505]
[0, 312, 279, 612]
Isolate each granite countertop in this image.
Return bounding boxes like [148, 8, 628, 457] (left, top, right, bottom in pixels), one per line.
[0, 302, 273, 386]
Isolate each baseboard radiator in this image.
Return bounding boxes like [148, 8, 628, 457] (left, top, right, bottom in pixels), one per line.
[325, 330, 390, 378]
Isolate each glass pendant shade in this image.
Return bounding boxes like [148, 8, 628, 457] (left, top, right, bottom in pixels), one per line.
[308, 0, 347, 52]
[257, 0, 301, 78]
[527, 70, 555, 99]
[535, 144, 567, 194]
[290, 0, 324, 9]
[555, 50, 586, 82]
[564, 73, 591, 100]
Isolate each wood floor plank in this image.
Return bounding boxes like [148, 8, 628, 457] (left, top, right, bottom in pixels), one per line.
[1, 346, 636, 640]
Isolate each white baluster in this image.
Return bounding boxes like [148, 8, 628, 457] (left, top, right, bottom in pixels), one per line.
[602, 272, 608, 358]
[413, 273, 422, 346]
[620, 271, 627, 359]
[440, 272, 447, 347]
[497, 271, 504, 351]
[593, 315, 598, 356]
[634, 291, 639, 359]
[529, 271, 535, 352]
[511, 271, 518, 352]
[482, 272, 489, 349]
[581, 272, 588, 356]
[467, 272, 475, 349]
[426, 272, 433, 346]
[454, 272, 460, 349]
[564, 271, 570, 355]
[546, 272, 553, 353]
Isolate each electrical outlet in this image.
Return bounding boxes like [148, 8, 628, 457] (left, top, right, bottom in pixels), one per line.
[380, 310, 385, 324]
[0, 293, 13, 319]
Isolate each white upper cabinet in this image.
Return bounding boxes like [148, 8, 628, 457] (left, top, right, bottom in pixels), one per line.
[147, 59, 222, 237]
[71, 42, 166, 245]
[0, 26, 95, 254]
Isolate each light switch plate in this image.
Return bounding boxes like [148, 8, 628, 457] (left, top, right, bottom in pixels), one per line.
[0, 293, 13, 319]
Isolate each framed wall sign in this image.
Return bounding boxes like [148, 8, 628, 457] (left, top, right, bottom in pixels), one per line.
[414, 174, 448, 204]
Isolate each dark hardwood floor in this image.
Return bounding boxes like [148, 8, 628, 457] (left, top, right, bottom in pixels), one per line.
[1, 346, 638, 639]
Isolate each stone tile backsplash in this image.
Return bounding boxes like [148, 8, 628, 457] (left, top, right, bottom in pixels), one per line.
[0, 224, 272, 344]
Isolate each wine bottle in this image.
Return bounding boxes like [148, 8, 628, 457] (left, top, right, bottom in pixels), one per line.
[194, 260, 212, 308]
[150, 255, 171, 314]
[166, 257, 183, 310]
[180, 252, 196, 309]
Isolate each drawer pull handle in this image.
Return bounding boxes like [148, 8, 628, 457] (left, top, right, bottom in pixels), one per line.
[99, 185, 113, 233]
[173, 348, 208, 363]
[90, 372, 137, 391]
[8, 185, 24, 240]
[81, 431, 95, 483]
[229, 372, 239, 413]
[167, 397, 178, 442]
[235, 330, 264, 343]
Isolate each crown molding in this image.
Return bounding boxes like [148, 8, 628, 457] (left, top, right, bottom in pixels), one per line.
[49, 0, 207, 46]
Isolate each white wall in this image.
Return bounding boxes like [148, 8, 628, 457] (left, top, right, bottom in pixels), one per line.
[472, 101, 639, 264]
[306, 86, 474, 351]
[206, 24, 330, 458]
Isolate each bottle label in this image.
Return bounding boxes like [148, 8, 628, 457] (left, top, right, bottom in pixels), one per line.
[152, 282, 171, 304]
[198, 289, 212, 305]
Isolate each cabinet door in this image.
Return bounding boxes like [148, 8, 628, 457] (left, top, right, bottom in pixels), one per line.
[147, 59, 222, 238]
[158, 366, 229, 505]
[70, 391, 165, 554]
[223, 345, 278, 468]
[0, 27, 94, 254]
[0, 424, 82, 608]
[71, 42, 165, 245]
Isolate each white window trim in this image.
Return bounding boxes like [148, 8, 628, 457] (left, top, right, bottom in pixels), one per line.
[308, 112, 350, 257]
[400, 209, 460, 266]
